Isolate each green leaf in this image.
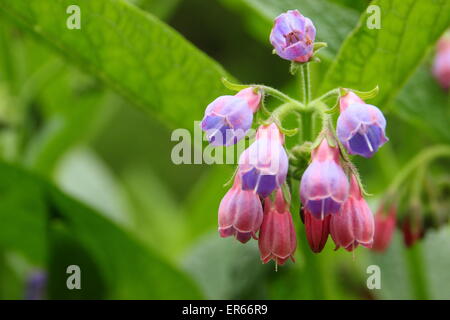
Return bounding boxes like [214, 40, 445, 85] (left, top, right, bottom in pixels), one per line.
[0, 162, 203, 299]
[320, 0, 450, 107]
[393, 65, 450, 142]
[0, 0, 230, 132]
[221, 0, 359, 58]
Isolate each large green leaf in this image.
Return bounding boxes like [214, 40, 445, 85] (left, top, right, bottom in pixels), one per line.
[393, 65, 450, 142]
[0, 162, 202, 299]
[221, 0, 359, 58]
[0, 0, 230, 131]
[320, 0, 450, 107]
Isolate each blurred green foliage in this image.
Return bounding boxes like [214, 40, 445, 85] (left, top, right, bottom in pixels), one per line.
[0, 0, 448, 300]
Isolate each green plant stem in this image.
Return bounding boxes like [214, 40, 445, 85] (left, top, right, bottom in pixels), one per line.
[387, 145, 450, 196]
[300, 63, 311, 105]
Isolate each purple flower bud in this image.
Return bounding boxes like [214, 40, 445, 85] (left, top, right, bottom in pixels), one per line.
[218, 174, 263, 243]
[337, 92, 388, 158]
[270, 10, 316, 62]
[238, 123, 289, 198]
[300, 139, 349, 219]
[201, 88, 261, 146]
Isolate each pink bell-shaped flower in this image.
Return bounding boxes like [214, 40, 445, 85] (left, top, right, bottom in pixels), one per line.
[337, 91, 388, 158]
[302, 208, 331, 253]
[330, 175, 374, 251]
[300, 139, 349, 219]
[433, 35, 450, 90]
[258, 189, 297, 265]
[239, 123, 289, 198]
[218, 174, 263, 243]
[201, 87, 261, 146]
[372, 205, 396, 252]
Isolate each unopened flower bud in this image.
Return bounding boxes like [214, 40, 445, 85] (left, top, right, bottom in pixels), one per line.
[300, 139, 349, 219]
[372, 205, 397, 252]
[302, 208, 331, 253]
[239, 123, 289, 198]
[270, 10, 316, 63]
[330, 175, 374, 251]
[402, 214, 424, 248]
[337, 92, 388, 158]
[259, 189, 297, 265]
[433, 35, 450, 90]
[218, 175, 263, 243]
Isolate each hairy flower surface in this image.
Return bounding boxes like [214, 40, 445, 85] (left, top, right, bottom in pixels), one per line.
[337, 92, 388, 158]
[239, 123, 288, 198]
[330, 175, 374, 251]
[218, 175, 263, 243]
[259, 189, 297, 265]
[300, 139, 349, 219]
[270, 10, 316, 62]
[201, 88, 261, 146]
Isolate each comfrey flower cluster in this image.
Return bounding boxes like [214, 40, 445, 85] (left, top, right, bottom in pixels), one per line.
[200, 10, 389, 266]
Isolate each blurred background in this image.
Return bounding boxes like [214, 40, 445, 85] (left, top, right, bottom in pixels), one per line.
[0, 0, 449, 299]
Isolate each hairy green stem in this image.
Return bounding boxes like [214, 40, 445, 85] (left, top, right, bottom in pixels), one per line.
[387, 145, 450, 196]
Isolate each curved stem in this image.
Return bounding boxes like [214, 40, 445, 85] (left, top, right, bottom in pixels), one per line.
[258, 85, 307, 110]
[387, 145, 450, 196]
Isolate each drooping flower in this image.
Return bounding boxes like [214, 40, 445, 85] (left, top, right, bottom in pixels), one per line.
[337, 91, 388, 158]
[300, 139, 349, 219]
[259, 188, 297, 265]
[372, 205, 396, 252]
[330, 175, 374, 251]
[402, 215, 424, 248]
[201, 87, 261, 146]
[270, 10, 316, 63]
[218, 174, 263, 243]
[301, 208, 331, 253]
[433, 35, 450, 90]
[239, 123, 289, 198]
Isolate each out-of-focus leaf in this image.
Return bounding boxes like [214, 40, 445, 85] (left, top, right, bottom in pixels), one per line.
[320, 0, 450, 107]
[55, 147, 132, 226]
[368, 232, 413, 299]
[393, 65, 450, 142]
[221, 0, 359, 58]
[0, 162, 203, 299]
[182, 233, 267, 299]
[0, 0, 230, 132]
[129, 0, 181, 20]
[422, 227, 450, 299]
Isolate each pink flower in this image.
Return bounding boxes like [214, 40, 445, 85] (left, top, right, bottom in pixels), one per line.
[300, 139, 349, 219]
[337, 91, 388, 158]
[402, 216, 424, 248]
[201, 87, 261, 146]
[239, 123, 289, 198]
[218, 175, 263, 243]
[433, 35, 450, 90]
[259, 189, 297, 265]
[270, 10, 316, 62]
[372, 205, 396, 252]
[330, 175, 374, 251]
[302, 208, 331, 253]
